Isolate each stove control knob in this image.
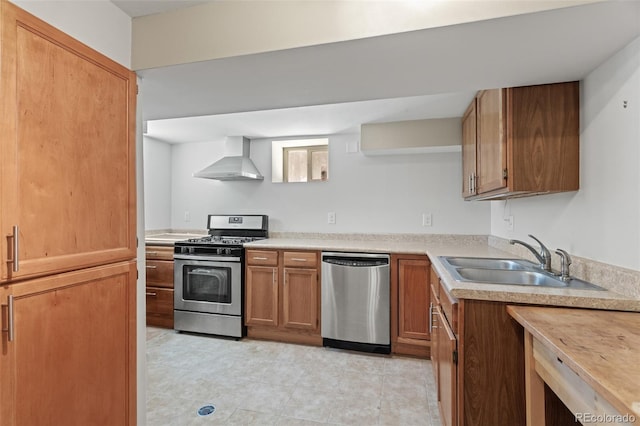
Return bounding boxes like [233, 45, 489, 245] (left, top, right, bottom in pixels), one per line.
[225, 248, 232, 255]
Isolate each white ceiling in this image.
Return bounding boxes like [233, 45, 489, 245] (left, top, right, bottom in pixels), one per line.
[134, 1, 640, 144]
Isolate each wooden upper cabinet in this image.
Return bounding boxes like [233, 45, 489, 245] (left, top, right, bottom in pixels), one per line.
[0, 1, 137, 282]
[461, 99, 477, 198]
[476, 89, 508, 195]
[463, 82, 579, 200]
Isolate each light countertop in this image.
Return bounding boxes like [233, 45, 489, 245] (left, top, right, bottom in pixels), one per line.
[145, 232, 207, 246]
[508, 305, 640, 421]
[245, 236, 640, 312]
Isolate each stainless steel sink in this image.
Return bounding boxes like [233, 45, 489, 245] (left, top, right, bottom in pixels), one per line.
[441, 257, 535, 270]
[439, 256, 605, 291]
[456, 268, 568, 287]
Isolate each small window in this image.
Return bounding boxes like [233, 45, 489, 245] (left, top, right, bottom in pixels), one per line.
[283, 145, 328, 182]
[271, 138, 329, 183]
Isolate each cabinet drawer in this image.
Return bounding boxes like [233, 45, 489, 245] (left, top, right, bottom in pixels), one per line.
[283, 251, 317, 268]
[146, 260, 174, 288]
[246, 250, 278, 266]
[439, 280, 458, 333]
[146, 287, 174, 315]
[146, 287, 174, 328]
[145, 245, 174, 261]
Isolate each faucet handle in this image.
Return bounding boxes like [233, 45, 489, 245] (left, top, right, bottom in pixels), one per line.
[555, 248, 572, 281]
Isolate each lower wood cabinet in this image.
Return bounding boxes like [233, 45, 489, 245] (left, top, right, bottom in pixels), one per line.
[245, 249, 321, 345]
[145, 245, 174, 328]
[430, 264, 527, 426]
[391, 254, 431, 357]
[0, 261, 137, 425]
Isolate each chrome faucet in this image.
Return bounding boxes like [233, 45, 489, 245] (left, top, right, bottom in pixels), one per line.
[555, 249, 572, 281]
[509, 234, 552, 272]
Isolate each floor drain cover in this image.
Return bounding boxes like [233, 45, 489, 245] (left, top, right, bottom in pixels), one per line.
[197, 405, 216, 416]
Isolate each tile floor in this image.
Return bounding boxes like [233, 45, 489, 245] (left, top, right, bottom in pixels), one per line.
[146, 327, 442, 425]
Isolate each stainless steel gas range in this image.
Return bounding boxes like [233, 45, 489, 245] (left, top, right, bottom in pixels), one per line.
[173, 214, 268, 338]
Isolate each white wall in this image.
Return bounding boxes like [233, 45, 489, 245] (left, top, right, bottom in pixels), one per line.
[13, 0, 132, 68]
[491, 36, 640, 271]
[143, 137, 172, 230]
[170, 134, 491, 235]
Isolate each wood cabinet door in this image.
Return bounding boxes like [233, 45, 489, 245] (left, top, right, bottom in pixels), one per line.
[281, 267, 318, 331]
[245, 265, 278, 327]
[476, 89, 507, 195]
[0, 261, 137, 426]
[437, 306, 457, 426]
[398, 258, 430, 341]
[461, 98, 477, 198]
[0, 2, 137, 283]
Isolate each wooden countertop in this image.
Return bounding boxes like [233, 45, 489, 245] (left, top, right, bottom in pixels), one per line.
[508, 306, 640, 421]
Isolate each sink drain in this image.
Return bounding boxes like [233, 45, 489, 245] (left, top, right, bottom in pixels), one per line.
[197, 405, 216, 417]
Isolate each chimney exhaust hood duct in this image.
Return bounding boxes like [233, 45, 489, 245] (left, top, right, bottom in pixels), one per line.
[193, 136, 264, 181]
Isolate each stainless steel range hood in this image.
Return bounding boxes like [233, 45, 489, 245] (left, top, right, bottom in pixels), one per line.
[193, 136, 264, 181]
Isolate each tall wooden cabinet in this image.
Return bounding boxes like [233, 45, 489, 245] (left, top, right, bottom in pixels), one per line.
[391, 254, 431, 357]
[245, 249, 321, 345]
[0, 1, 137, 424]
[462, 82, 579, 200]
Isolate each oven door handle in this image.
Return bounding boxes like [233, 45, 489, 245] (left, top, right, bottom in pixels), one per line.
[174, 254, 241, 262]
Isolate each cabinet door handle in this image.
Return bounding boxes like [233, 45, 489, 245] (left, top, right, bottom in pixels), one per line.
[146, 265, 157, 269]
[429, 303, 433, 333]
[2, 295, 14, 342]
[430, 303, 438, 333]
[146, 292, 157, 297]
[7, 226, 19, 272]
[252, 257, 268, 260]
[468, 175, 473, 194]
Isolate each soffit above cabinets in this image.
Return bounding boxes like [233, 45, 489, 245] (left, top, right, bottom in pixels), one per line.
[137, 1, 640, 122]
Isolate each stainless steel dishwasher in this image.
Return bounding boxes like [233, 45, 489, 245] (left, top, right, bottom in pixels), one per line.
[321, 252, 390, 354]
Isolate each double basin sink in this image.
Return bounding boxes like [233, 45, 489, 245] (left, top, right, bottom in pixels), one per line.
[439, 256, 605, 291]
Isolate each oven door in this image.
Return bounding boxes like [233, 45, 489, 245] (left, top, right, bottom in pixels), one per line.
[174, 257, 241, 316]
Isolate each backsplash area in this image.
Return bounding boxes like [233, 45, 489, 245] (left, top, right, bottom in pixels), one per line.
[489, 236, 640, 299]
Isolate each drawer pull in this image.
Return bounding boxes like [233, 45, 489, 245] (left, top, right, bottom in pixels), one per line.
[146, 292, 157, 297]
[291, 258, 307, 262]
[253, 257, 268, 260]
[146, 265, 157, 269]
[145, 251, 158, 255]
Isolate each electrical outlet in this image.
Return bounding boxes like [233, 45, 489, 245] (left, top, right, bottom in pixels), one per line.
[422, 213, 432, 227]
[327, 212, 336, 224]
[184, 211, 190, 222]
[506, 215, 514, 231]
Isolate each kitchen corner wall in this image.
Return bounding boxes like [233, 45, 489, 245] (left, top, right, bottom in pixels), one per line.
[143, 137, 172, 229]
[491, 36, 640, 271]
[164, 134, 490, 235]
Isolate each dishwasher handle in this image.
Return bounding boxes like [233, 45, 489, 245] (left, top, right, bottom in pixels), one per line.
[322, 255, 389, 268]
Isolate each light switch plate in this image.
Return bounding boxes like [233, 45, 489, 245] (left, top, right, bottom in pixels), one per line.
[328, 212, 336, 224]
[422, 213, 432, 227]
[506, 215, 514, 231]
